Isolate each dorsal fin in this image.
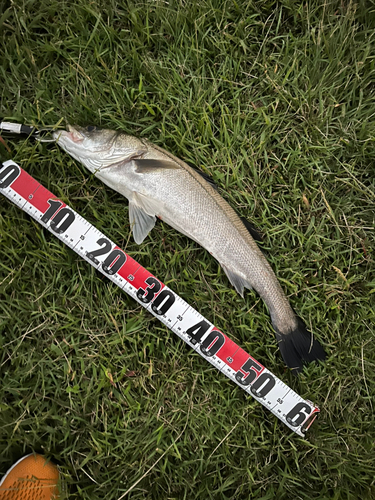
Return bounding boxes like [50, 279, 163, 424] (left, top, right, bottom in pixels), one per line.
[186, 162, 218, 191]
[240, 216, 263, 242]
[187, 159, 263, 243]
[187, 161, 263, 242]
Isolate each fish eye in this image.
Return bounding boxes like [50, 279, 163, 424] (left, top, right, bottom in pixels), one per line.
[87, 126, 96, 132]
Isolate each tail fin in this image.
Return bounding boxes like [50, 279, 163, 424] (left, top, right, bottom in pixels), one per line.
[274, 317, 326, 374]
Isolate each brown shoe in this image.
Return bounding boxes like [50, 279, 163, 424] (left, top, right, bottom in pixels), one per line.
[0, 454, 60, 499]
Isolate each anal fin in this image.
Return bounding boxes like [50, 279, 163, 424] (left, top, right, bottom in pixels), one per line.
[222, 265, 253, 297]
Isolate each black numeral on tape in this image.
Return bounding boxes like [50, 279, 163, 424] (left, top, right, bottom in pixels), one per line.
[41, 199, 75, 234]
[235, 358, 262, 386]
[86, 239, 126, 274]
[50, 208, 75, 234]
[200, 330, 225, 357]
[185, 320, 210, 345]
[151, 289, 175, 315]
[41, 200, 62, 224]
[137, 277, 161, 304]
[86, 238, 112, 265]
[286, 403, 312, 427]
[102, 249, 126, 275]
[0, 163, 21, 188]
[250, 373, 275, 398]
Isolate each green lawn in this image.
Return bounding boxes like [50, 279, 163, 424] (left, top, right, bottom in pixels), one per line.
[1, 1, 374, 498]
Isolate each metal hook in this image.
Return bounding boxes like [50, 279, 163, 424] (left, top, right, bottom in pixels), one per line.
[34, 127, 64, 143]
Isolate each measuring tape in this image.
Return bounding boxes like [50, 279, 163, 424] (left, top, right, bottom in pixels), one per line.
[0, 159, 320, 436]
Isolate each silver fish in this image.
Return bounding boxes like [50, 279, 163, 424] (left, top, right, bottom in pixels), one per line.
[54, 125, 326, 372]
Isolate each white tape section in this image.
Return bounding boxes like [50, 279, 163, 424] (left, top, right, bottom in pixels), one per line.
[0, 160, 320, 436]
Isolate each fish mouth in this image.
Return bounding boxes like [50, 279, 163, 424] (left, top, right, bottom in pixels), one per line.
[53, 125, 84, 143]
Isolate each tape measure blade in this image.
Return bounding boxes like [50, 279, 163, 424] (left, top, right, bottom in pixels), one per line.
[0, 161, 321, 436]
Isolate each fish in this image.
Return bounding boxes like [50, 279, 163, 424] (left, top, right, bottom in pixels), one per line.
[54, 125, 326, 373]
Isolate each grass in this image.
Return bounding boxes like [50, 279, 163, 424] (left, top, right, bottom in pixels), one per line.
[0, 0, 375, 498]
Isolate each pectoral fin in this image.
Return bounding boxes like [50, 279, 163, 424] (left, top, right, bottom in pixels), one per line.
[129, 192, 164, 244]
[129, 203, 156, 244]
[222, 265, 253, 297]
[134, 159, 181, 173]
[98, 150, 147, 170]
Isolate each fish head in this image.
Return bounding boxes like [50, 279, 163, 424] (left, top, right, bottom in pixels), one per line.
[53, 125, 143, 173]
